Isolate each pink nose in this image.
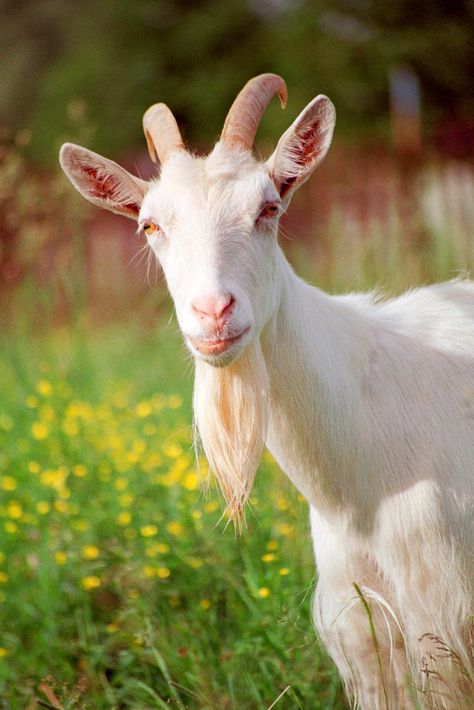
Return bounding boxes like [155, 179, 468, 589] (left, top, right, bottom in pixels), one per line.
[192, 293, 235, 324]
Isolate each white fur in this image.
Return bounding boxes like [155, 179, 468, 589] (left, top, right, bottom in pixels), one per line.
[60, 93, 474, 709]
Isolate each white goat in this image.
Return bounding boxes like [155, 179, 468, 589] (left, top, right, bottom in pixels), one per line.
[60, 74, 474, 709]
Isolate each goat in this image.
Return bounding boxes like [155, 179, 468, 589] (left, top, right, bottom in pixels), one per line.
[59, 74, 474, 709]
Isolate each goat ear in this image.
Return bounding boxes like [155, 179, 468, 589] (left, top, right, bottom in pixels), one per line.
[266, 95, 335, 202]
[59, 143, 148, 220]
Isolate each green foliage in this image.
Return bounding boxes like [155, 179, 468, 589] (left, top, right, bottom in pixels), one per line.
[2, 0, 474, 163]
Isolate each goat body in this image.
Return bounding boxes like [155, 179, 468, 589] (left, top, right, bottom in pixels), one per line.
[60, 74, 474, 708]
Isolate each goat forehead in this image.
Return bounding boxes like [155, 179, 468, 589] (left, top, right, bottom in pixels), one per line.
[143, 149, 274, 225]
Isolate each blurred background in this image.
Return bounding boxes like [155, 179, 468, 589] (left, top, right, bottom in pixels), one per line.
[1, 2, 474, 707]
[1, 0, 474, 327]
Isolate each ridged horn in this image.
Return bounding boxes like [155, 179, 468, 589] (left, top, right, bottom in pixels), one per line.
[142, 103, 184, 164]
[220, 73, 287, 150]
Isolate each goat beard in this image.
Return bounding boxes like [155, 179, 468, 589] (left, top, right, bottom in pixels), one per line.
[193, 340, 269, 525]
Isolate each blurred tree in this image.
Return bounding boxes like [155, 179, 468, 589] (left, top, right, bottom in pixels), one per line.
[1, 0, 473, 164]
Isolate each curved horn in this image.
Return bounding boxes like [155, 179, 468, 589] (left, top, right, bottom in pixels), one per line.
[220, 73, 287, 150]
[143, 103, 184, 164]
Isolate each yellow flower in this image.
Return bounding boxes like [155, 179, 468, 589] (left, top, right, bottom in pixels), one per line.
[7, 502, 22, 519]
[166, 521, 184, 537]
[0, 648, 8, 657]
[73, 465, 88, 477]
[81, 576, 101, 591]
[54, 500, 68, 514]
[140, 524, 158, 537]
[114, 477, 128, 491]
[36, 501, 51, 515]
[183, 471, 199, 491]
[0, 572, 8, 583]
[186, 557, 203, 569]
[36, 379, 52, 396]
[261, 553, 276, 563]
[32, 422, 49, 440]
[204, 501, 219, 513]
[266, 540, 278, 551]
[258, 587, 271, 598]
[168, 394, 182, 409]
[145, 542, 169, 557]
[55, 551, 67, 565]
[191, 510, 202, 520]
[143, 565, 156, 578]
[119, 493, 133, 507]
[276, 523, 294, 537]
[4, 522, 18, 534]
[107, 622, 119, 634]
[1, 476, 17, 491]
[117, 511, 131, 526]
[200, 599, 211, 610]
[279, 568, 290, 576]
[28, 461, 40, 474]
[135, 401, 152, 418]
[163, 442, 182, 459]
[81, 545, 99, 560]
[156, 566, 170, 579]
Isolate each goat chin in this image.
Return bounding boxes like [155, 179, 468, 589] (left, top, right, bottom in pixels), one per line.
[193, 340, 269, 524]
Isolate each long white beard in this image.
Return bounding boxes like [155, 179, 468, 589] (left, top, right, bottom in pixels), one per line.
[193, 341, 269, 525]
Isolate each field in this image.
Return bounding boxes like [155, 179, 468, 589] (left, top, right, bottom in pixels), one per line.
[0, 318, 348, 709]
[1, 153, 473, 709]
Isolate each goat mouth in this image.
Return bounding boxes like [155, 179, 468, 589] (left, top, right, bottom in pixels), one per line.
[188, 328, 250, 356]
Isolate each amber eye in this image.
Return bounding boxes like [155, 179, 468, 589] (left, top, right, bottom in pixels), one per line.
[143, 221, 159, 235]
[258, 203, 280, 220]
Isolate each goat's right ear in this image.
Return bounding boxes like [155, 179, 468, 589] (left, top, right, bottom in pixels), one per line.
[59, 143, 148, 220]
[266, 95, 335, 204]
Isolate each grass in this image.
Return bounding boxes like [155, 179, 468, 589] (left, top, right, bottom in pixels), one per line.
[0, 317, 347, 709]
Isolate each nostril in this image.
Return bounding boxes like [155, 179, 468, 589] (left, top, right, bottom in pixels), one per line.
[192, 293, 235, 321]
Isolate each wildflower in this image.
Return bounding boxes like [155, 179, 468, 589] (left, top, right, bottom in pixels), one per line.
[191, 510, 202, 520]
[36, 379, 52, 396]
[200, 599, 211, 610]
[266, 540, 278, 551]
[0, 648, 8, 657]
[204, 501, 219, 513]
[135, 401, 152, 418]
[119, 493, 133, 507]
[186, 557, 204, 569]
[183, 471, 199, 491]
[140, 524, 158, 537]
[279, 568, 290, 576]
[166, 521, 184, 537]
[4, 522, 17, 534]
[55, 551, 67, 565]
[36, 501, 51, 515]
[114, 477, 128, 491]
[73, 465, 88, 477]
[81, 545, 99, 560]
[81, 576, 101, 591]
[1, 476, 17, 491]
[117, 511, 131, 526]
[168, 394, 182, 409]
[54, 500, 68, 514]
[7, 502, 22, 519]
[261, 553, 276, 563]
[258, 587, 271, 598]
[157, 566, 170, 579]
[0, 572, 8, 583]
[28, 461, 40, 474]
[32, 422, 49, 440]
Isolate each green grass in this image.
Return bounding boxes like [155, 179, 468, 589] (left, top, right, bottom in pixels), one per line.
[0, 318, 347, 709]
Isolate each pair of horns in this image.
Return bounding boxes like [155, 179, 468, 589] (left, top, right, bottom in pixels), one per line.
[143, 73, 287, 164]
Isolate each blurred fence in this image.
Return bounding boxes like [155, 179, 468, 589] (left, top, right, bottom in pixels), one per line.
[1, 139, 474, 330]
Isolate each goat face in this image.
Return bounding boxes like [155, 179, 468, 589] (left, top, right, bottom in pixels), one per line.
[139, 145, 283, 365]
[59, 74, 335, 367]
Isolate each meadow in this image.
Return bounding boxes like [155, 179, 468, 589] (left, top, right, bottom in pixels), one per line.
[1, 149, 473, 709]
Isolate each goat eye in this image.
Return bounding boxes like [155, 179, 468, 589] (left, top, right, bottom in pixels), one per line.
[143, 220, 160, 235]
[258, 203, 279, 221]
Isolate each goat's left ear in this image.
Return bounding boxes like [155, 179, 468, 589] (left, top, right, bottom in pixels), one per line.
[59, 143, 149, 220]
[266, 95, 335, 203]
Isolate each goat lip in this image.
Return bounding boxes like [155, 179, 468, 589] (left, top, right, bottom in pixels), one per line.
[188, 328, 250, 355]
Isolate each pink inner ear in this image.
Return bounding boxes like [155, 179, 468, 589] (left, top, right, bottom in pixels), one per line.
[280, 119, 324, 197]
[83, 165, 140, 215]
